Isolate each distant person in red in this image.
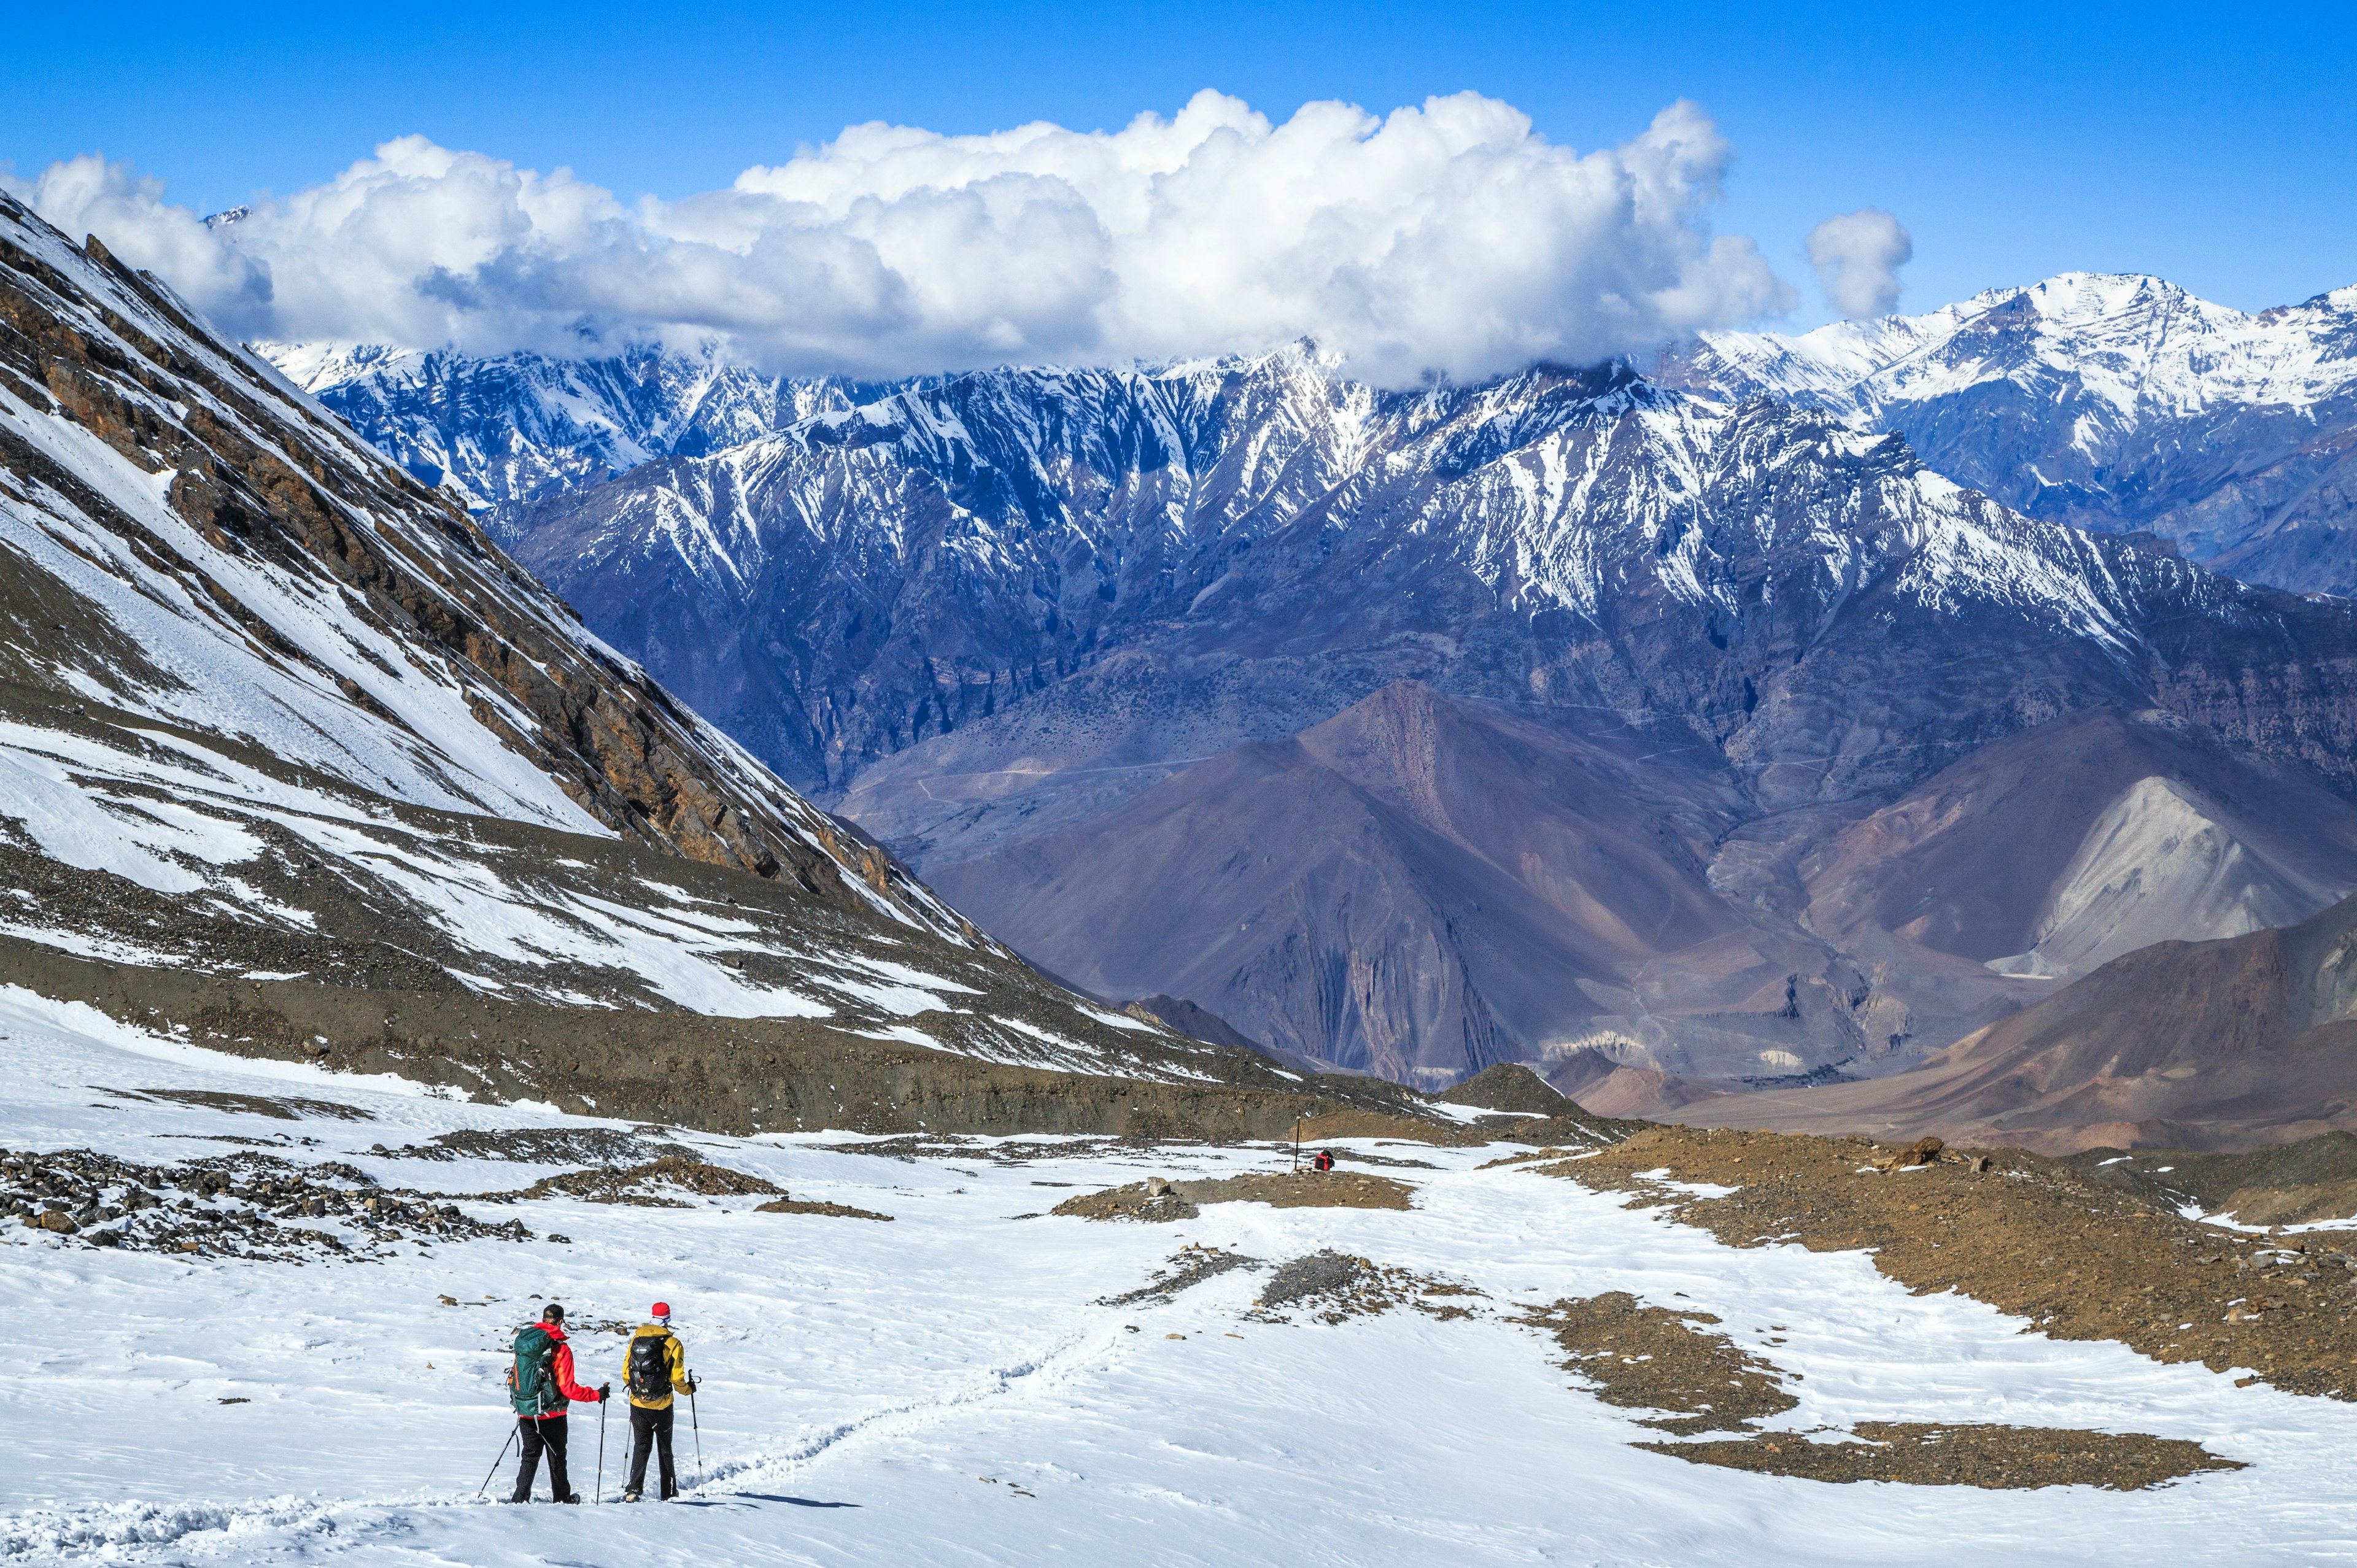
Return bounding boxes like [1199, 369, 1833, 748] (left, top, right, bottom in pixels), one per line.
[1312, 1149, 1336, 1173]
[506, 1303, 609, 1503]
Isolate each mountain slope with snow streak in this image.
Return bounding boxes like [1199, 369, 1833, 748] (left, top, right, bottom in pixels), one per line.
[0, 190, 1263, 1097]
[1670, 271, 2357, 595]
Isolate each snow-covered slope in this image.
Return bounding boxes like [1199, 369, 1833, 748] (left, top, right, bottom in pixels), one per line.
[0, 190, 1245, 1089]
[2, 993, 2344, 1564]
[1670, 272, 2357, 595]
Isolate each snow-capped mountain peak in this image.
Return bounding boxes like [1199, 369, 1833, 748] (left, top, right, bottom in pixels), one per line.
[262, 337, 870, 512]
[1684, 269, 2357, 419]
[1665, 268, 2357, 596]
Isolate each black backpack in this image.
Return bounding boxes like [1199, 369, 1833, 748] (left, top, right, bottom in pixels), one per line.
[627, 1333, 673, 1400]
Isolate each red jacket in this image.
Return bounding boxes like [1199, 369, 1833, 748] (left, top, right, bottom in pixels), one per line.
[528, 1324, 603, 1419]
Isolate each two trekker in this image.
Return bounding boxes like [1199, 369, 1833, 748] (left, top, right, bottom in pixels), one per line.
[622, 1301, 697, 1502]
[507, 1303, 610, 1503]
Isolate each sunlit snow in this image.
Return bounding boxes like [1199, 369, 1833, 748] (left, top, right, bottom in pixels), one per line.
[0, 997, 2347, 1564]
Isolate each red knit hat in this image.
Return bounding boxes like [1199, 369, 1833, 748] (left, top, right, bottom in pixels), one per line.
[652, 1301, 671, 1319]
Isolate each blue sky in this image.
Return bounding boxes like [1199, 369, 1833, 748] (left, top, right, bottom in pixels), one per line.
[5, 0, 2350, 333]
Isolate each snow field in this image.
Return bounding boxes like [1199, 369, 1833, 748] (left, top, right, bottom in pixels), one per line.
[0, 993, 2350, 1564]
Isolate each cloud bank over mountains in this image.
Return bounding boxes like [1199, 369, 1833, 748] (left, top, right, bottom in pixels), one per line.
[6, 91, 1803, 384]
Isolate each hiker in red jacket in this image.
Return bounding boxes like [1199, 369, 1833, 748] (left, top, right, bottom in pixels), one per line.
[507, 1303, 609, 1503]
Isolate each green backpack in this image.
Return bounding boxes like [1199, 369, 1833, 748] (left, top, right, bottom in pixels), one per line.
[509, 1324, 562, 1416]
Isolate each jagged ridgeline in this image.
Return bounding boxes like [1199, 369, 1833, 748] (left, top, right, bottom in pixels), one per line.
[0, 191, 1439, 1138]
[1671, 272, 2357, 597]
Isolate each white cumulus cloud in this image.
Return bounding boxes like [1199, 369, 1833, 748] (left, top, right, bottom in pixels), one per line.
[1805, 207, 1913, 320]
[7, 91, 1797, 385]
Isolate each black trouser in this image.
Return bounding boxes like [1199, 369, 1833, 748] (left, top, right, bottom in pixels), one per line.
[627, 1403, 678, 1498]
[512, 1415, 573, 1501]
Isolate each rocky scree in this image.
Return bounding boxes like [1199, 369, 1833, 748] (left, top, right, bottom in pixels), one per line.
[1248, 1250, 1482, 1324]
[1, 1146, 531, 1261]
[1536, 1125, 2357, 1399]
[1051, 1170, 1417, 1222]
[1636, 1423, 2242, 1492]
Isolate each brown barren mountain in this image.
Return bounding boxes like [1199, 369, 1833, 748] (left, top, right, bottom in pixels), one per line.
[1675, 892, 2357, 1153]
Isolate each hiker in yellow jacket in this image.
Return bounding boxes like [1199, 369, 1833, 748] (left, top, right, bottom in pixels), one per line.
[621, 1301, 696, 1501]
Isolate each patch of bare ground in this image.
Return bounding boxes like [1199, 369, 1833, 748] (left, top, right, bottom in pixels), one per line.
[1517, 1290, 2242, 1489]
[1248, 1249, 1487, 1324]
[1434, 1067, 1643, 1148]
[1282, 1108, 1484, 1145]
[104, 1087, 374, 1122]
[366, 1127, 689, 1164]
[1534, 1126, 2357, 1399]
[1492, 1113, 1640, 1147]
[1052, 1170, 1416, 1222]
[2, 1145, 532, 1260]
[1184, 1172, 1414, 1210]
[1639, 1423, 2242, 1491]
[1513, 1291, 1795, 1435]
[1051, 1181, 1200, 1221]
[504, 1154, 784, 1207]
[2067, 1134, 2357, 1227]
[1439, 1064, 1574, 1116]
[753, 1196, 894, 1221]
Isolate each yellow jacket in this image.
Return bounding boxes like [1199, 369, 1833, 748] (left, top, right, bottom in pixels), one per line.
[624, 1324, 692, 1410]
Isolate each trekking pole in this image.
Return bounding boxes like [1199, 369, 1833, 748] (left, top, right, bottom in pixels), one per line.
[476, 1423, 518, 1499]
[689, 1370, 703, 1491]
[596, 1395, 608, 1503]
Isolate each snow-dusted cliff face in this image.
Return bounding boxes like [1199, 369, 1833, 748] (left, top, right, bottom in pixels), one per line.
[1670, 272, 2357, 595]
[493, 345, 2354, 799]
[266, 339, 868, 516]
[0, 192, 1236, 1086]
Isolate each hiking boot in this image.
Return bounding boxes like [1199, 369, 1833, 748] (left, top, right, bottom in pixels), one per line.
[505, 1494, 530, 1504]
[621, 1490, 641, 1503]
[559, 1492, 583, 1504]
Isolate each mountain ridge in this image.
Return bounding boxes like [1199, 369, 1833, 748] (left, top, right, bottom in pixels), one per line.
[1668, 269, 2357, 596]
[251, 285, 2357, 1093]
